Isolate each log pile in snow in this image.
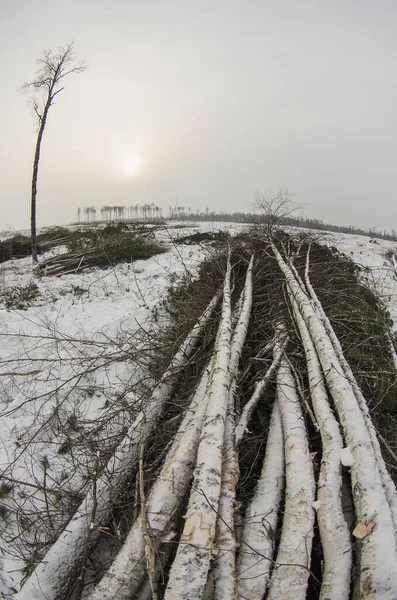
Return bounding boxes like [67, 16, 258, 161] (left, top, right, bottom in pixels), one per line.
[14, 233, 397, 600]
[15, 290, 221, 600]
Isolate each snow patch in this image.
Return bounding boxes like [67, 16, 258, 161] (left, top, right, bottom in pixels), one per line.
[340, 447, 354, 467]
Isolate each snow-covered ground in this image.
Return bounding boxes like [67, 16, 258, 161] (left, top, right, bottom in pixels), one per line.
[1, 220, 397, 595]
[0, 221, 247, 595]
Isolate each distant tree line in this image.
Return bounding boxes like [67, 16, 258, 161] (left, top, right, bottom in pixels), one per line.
[75, 204, 397, 242]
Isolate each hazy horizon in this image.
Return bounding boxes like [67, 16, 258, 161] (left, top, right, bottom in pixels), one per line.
[1, 0, 397, 233]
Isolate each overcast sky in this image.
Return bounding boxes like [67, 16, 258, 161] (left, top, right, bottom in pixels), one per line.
[1, 0, 396, 232]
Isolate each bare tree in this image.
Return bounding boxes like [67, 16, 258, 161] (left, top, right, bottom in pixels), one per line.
[253, 189, 298, 234]
[23, 43, 86, 263]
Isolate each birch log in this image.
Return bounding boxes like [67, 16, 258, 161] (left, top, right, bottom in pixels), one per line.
[391, 252, 397, 278]
[272, 241, 397, 598]
[89, 361, 214, 600]
[236, 400, 284, 599]
[388, 334, 397, 372]
[16, 291, 221, 600]
[213, 254, 254, 599]
[228, 254, 254, 382]
[212, 392, 239, 600]
[288, 287, 352, 600]
[164, 256, 232, 600]
[304, 246, 397, 533]
[267, 352, 315, 600]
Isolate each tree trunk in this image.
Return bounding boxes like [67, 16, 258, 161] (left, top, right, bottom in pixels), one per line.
[267, 351, 315, 600]
[287, 286, 352, 600]
[271, 241, 397, 598]
[164, 257, 232, 599]
[303, 247, 397, 534]
[88, 360, 214, 600]
[236, 400, 284, 599]
[30, 103, 50, 264]
[212, 255, 254, 599]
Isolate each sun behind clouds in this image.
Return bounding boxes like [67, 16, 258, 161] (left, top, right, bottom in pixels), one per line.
[123, 157, 139, 175]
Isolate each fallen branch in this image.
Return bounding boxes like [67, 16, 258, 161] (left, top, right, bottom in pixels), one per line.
[235, 332, 287, 444]
[16, 290, 221, 600]
[68, 451, 101, 600]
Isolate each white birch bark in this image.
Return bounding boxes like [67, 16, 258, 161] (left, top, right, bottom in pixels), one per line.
[391, 252, 397, 278]
[228, 254, 254, 382]
[272, 241, 397, 598]
[164, 256, 232, 600]
[212, 254, 254, 599]
[212, 390, 239, 600]
[88, 361, 214, 600]
[134, 539, 176, 600]
[16, 291, 221, 600]
[267, 353, 315, 600]
[388, 334, 397, 372]
[304, 246, 397, 533]
[235, 332, 287, 444]
[236, 400, 284, 599]
[288, 287, 352, 600]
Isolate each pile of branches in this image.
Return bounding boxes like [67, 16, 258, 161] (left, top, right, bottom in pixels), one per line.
[13, 229, 397, 599]
[37, 224, 166, 276]
[174, 231, 231, 245]
[0, 227, 72, 263]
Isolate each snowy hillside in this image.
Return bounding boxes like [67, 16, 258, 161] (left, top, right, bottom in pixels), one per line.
[1, 221, 397, 599]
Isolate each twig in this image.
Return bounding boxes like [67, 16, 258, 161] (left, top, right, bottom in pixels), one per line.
[378, 432, 397, 466]
[139, 412, 158, 600]
[41, 456, 53, 531]
[70, 450, 100, 600]
[288, 358, 320, 432]
[75, 255, 85, 274]
[133, 269, 147, 307]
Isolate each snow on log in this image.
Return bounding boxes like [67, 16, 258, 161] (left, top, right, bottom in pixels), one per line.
[228, 254, 254, 381]
[212, 390, 239, 599]
[267, 351, 315, 600]
[212, 254, 254, 599]
[164, 256, 232, 600]
[288, 287, 352, 600]
[16, 291, 221, 600]
[391, 252, 397, 278]
[89, 360, 214, 600]
[236, 400, 284, 599]
[388, 334, 397, 372]
[304, 246, 397, 534]
[272, 241, 397, 598]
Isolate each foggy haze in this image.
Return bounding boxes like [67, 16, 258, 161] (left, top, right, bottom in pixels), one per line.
[1, 0, 396, 232]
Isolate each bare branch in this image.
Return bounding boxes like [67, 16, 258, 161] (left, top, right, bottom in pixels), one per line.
[252, 189, 301, 234]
